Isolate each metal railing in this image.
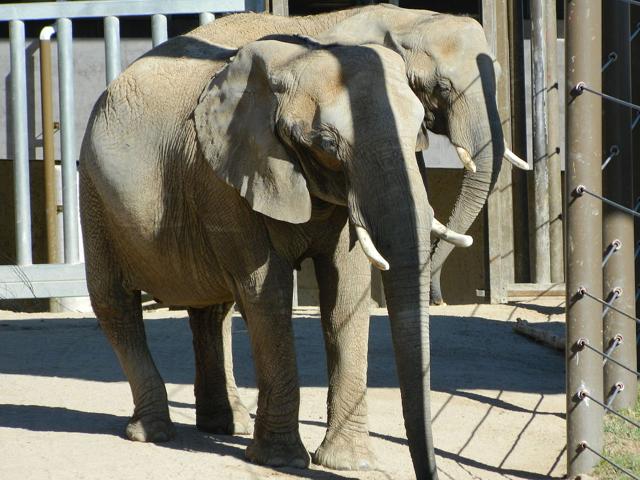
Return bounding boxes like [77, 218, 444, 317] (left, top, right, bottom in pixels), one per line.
[566, 0, 639, 477]
[0, 0, 250, 301]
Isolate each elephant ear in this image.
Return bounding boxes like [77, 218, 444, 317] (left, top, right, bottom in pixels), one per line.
[194, 41, 312, 224]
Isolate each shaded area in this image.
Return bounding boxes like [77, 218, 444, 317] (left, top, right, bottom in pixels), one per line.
[0, 404, 359, 480]
[0, 312, 564, 393]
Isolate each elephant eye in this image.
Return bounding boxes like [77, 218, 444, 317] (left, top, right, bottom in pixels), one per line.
[311, 129, 343, 171]
[316, 131, 338, 155]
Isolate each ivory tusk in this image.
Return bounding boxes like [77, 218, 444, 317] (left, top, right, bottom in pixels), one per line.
[355, 226, 390, 271]
[455, 146, 477, 173]
[431, 218, 473, 248]
[503, 143, 530, 170]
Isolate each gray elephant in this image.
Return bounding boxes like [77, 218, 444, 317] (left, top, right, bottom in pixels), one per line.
[186, 4, 528, 305]
[80, 34, 443, 476]
[169, 5, 527, 474]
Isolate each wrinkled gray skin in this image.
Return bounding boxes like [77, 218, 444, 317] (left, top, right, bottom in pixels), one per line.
[80, 34, 434, 478]
[188, 4, 504, 304]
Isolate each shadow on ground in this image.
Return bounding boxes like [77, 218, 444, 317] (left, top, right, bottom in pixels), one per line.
[0, 310, 566, 479]
[0, 312, 564, 393]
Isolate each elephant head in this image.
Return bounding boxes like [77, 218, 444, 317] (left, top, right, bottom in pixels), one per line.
[194, 38, 438, 478]
[320, 5, 529, 304]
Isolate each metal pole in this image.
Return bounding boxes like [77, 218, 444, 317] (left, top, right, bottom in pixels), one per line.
[104, 16, 121, 85]
[40, 26, 58, 265]
[271, 0, 288, 16]
[57, 18, 80, 264]
[530, 0, 551, 283]
[546, 0, 563, 282]
[9, 20, 33, 266]
[199, 12, 215, 26]
[508, 0, 530, 283]
[602, 0, 637, 410]
[632, 0, 640, 370]
[565, 0, 604, 476]
[483, 0, 516, 303]
[151, 14, 168, 47]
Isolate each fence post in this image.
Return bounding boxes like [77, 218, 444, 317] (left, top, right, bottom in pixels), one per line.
[483, 0, 515, 304]
[151, 14, 168, 47]
[508, 0, 530, 283]
[9, 20, 33, 266]
[632, 0, 640, 370]
[565, 0, 604, 476]
[602, 0, 637, 410]
[530, 0, 551, 283]
[545, 0, 563, 283]
[57, 18, 80, 265]
[104, 16, 121, 85]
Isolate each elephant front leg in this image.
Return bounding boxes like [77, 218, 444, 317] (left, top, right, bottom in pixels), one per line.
[235, 261, 309, 469]
[312, 236, 376, 471]
[188, 303, 251, 434]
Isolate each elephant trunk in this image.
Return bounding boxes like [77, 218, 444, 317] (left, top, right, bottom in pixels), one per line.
[350, 156, 438, 479]
[383, 264, 437, 479]
[430, 85, 504, 305]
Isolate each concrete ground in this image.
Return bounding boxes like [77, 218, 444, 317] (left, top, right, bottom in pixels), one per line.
[0, 300, 566, 480]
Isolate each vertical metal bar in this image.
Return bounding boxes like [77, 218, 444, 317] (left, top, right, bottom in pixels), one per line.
[496, 0, 515, 291]
[531, 0, 551, 283]
[546, 0, 563, 282]
[508, 0, 531, 283]
[104, 16, 121, 85]
[632, 0, 640, 370]
[199, 12, 215, 26]
[292, 270, 298, 308]
[565, 0, 604, 476]
[9, 20, 33, 266]
[602, 0, 637, 410]
[40, 27, 58, 264]
[483, 0, 515, 303]
[271, 0, 288, 16]
[57, 18, 80, 264]
[151, 14, 168, 47]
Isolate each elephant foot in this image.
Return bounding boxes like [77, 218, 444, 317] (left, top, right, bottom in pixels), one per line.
[125, 414, 175, 443]
[245, 431, 310, 468]
[196, 401, 252, 435]
[312, 433, 376, 471]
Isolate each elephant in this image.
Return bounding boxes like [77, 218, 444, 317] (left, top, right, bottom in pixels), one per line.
[159, 6, 528, 474]
[79, 32, 456, 477]
[185, 4, 528, 306]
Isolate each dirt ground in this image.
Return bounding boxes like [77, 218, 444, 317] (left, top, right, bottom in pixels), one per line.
[0, 300, 567, 480]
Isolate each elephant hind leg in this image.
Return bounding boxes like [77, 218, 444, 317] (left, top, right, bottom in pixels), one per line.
[81, 172, 174, 443]
[188, 303, 251, 434]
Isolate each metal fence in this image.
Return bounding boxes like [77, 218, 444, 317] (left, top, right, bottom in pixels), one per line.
[0, 0, 251, 301]
[565, 0, 639, 478]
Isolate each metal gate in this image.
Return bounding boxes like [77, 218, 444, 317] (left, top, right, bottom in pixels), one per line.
[0, 0, 251, 300]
